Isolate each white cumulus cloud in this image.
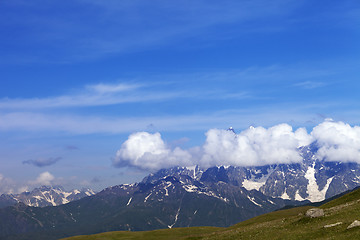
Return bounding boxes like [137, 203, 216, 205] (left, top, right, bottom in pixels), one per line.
[113, 132, 192, 171]
[31, 172, 55, 186]
[200, 124, 313, 167]
[114, 120, 360, 171]
[312, 120, 360, 162]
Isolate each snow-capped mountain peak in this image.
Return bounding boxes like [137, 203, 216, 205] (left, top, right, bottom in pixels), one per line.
[0, 186, 96, 208]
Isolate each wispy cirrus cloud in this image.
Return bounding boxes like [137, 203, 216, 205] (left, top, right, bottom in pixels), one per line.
[0, 62, 343, 111]
[0, 64, 353, 134]
[85, 83, 141, 94]
[0, 0, 302, 63]
[0, 107, 340, 135]
[0, 82, 181, 109]
[0, 80, 250, 109]
[294, 81, 326, 89]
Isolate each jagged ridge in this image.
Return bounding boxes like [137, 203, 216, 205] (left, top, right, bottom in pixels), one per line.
[0, 186, 95, 208]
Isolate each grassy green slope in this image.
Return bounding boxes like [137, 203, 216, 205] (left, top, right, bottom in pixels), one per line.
[61, 227, 221, 240]
[63, 188, 360, 240]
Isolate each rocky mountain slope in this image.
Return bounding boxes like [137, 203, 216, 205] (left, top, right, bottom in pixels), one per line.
[62, 186, 360, 240]
[0, 186, 95, 208]
[0, 171, 305, 240]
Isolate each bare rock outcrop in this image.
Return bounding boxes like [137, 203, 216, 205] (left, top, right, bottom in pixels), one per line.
[305, 208, 324, 218]
[347, 220, 360, 229]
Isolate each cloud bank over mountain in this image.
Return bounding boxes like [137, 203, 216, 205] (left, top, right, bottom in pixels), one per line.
[114, 120, 360, 171]
[30, 172, 55, 186]
[0, 173, 16, 194]
[199, 124, 312, 168]
[312, 120, 360, 162]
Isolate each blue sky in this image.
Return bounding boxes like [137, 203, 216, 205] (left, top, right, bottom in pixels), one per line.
[0, 0, 359, 193]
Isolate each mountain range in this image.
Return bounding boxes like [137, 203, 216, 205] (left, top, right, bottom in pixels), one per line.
[1, 144, 360, 239]
[63, 183, 360, 240]
[201, 144, 360, 202]
[0, 186, 95, 208]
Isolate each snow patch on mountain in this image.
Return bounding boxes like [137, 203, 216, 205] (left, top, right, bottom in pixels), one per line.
[85, 189, 95, 196]
[242, 179, 266, 191]
[186, 166, 197, 179]
[182, 184, 198, 193]
[181, 182, 229, 202]
[144, 193, 152, 202]
[281, 190, 291, 200]
[168, 206, 181, 229]
[247, 196, 262, 207]
[126, 197, 132, 206]
[295, 190, 305, 201]
[62, 198, 70, 204]
[164, 182, 173, 196]
[304, 162, 333, 202]
[4, 186, 96, 208]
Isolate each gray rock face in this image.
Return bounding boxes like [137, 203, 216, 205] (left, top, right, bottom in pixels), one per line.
[305, 208, 324, 218]
[0, 194, 18, 208]
[347, 220, 360, 229]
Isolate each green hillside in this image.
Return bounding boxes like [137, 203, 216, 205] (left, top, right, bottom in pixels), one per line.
[63, 188, 360, 240]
